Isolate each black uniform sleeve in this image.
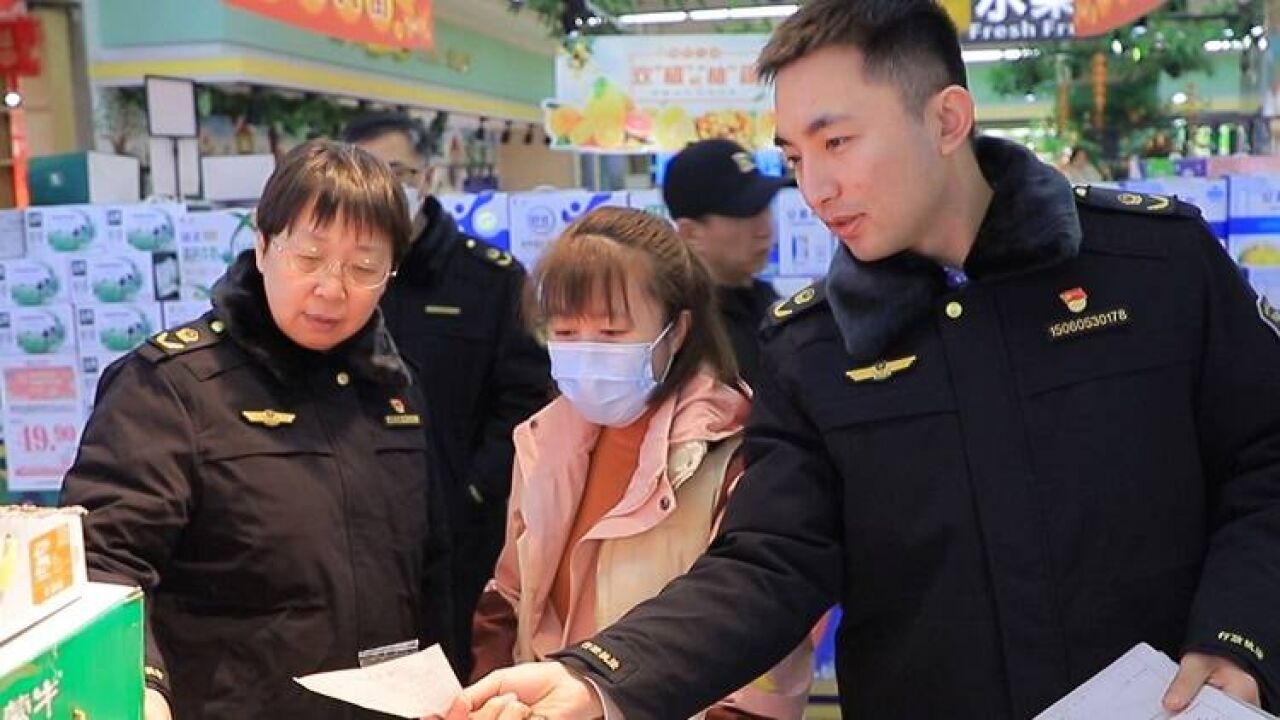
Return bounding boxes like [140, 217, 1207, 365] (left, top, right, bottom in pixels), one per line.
[464, 267, 550, 504]
[59, 354, 197, 702]
[1182, 224, 1280, 707]
[550, 342, 843, 719]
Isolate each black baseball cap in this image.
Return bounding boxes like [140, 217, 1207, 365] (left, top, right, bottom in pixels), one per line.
[662, 139, 789, 220]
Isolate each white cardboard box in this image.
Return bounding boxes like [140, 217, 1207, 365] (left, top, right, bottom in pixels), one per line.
[0, 507, 88, 645]
[0, 259, 70, 307]
[0, 209, 26, 260]
[73, 303, 162, 357]
[177, 210, 255, 301]
[508, 191, 629, 269]
[24, 206, 117, 257]
[0, 305, 76, 357]
[161, 300, 213, 329]
[112, 202, 186, 253]
[65, 251, 157, 305]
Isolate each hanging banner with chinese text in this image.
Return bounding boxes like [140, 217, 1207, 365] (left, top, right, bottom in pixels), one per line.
[223, 0, 433, 51]
[545, 35, 774, 154]
[967, 0, 1074, 43]
[966, 0, 1168, 43]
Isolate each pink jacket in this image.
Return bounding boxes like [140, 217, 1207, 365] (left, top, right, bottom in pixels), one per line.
[473, 372, 814, 719]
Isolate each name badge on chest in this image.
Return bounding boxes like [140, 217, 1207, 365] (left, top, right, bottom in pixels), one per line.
[1046, 286, 1133, 341]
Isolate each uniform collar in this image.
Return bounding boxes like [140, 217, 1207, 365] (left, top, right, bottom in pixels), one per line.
[825, 136, 1082, 364]
[397, 195, 460, 283]
[210, 251, 412, 388]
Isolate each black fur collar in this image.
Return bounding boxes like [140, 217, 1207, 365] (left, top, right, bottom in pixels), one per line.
[211, 251, 412, 388]
[825, 136, 1082, 364]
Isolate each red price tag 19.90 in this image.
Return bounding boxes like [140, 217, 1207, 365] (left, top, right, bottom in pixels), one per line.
[1, 358, 83, 492]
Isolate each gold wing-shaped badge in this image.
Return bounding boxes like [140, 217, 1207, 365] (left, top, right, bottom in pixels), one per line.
[846, 355, 918, 383]
[241, 410, 297, 428]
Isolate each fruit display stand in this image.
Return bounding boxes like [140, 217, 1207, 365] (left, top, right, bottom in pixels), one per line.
[0, 582, 145, 719]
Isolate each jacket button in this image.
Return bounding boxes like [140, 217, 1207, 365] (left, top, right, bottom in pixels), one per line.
[336, 371, 351, 386]
[945, 301, 963, 319]
[659, 497, 671, 511]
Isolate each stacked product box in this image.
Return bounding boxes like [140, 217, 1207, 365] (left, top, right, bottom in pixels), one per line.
[161, 300, 214, 330]
[0, 506, 88, 644]
[508, 191, 629, 269]
[73, 303, 164, 417]
[0, 582, 144, 719]
[176, 209, 255, 301]
[0, 210, 25, 260]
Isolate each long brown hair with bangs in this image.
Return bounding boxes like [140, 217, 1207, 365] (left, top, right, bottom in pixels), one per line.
[527, 206, 740, 405]
[255, 139, 413, 266]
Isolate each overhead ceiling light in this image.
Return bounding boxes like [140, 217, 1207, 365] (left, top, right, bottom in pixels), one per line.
[961, 47, 1039, 64]
[620, 4, 797, 25]
[727, 5, 800, 19]
[688, 8, 732, 21]
[618, 10, 688, 24]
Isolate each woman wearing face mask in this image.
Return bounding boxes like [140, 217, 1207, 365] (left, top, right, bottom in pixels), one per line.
[468, 207, 814, 720]
[61, 140, 451, 720]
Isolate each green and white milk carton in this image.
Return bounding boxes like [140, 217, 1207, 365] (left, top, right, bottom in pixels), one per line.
[0, 582, 144, 720]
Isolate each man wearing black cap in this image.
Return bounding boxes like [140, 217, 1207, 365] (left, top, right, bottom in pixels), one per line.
[664, 138, 788, 391]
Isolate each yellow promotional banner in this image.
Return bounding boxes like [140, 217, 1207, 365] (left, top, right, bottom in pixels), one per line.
[223, 0, 434, 50]
[547, 35, 775, 154]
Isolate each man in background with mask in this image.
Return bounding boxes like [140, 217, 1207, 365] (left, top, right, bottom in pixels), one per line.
[664, 138, 787, 392]
[342, 113, 552, 678]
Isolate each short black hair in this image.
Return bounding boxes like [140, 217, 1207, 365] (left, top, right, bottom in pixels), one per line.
[341, 112, 432, 160]
[757, 0, 967, 115]
[256, 140, 412, 266]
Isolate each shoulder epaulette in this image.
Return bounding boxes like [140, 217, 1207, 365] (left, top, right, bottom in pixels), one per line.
[143, 317, 226, 361]
[462, 237, 516, 269]
[766, 282, 826, 327]
[1073, 184, 1196, 217]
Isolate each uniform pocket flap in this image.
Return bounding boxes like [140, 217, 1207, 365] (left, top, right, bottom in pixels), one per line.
[1017, 344, 1183, 396]
[810, 387, 956, 430]
[202, 423, 333, 461]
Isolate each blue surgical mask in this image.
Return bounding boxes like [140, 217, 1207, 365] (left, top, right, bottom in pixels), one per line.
[548, 323, 675, 427]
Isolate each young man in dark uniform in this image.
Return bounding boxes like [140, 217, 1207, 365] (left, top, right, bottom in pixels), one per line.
[343, 114, 552, 678]
[452, 2, 1280, 718]
[665, 139, 787, 392]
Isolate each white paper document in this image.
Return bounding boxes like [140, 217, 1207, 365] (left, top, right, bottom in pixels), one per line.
[295, 644, 462, 718]
[1035, 643, 1275, 720]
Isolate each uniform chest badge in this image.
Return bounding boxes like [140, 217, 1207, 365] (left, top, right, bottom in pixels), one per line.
[1046, 288, 1133, 341]
[423, 305, 462, 316]
[1059, 287, 1088, 314]
[385, 397, 422, 427]
[242, 409, 296, 427]
[846, 355, 917, 383]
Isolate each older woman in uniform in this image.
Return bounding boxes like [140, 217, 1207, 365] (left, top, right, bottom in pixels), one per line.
[61, 140, 451, 719]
